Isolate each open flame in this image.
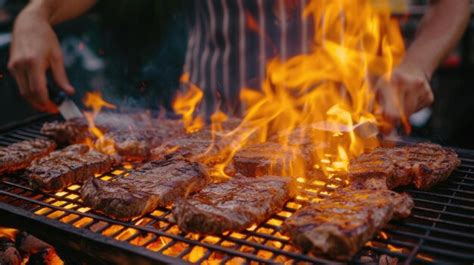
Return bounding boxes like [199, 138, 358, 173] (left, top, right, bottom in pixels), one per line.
[83, 91, 116, 155]
[173, 73, 205, 133]
[15, 2, 409, 255]
[174, 0, 405, 180]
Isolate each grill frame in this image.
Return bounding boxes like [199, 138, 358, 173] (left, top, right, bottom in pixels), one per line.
[0, 117, 473, 264]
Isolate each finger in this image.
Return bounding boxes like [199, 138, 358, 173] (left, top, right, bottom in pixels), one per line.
[26, 62, 57, 113]
[416, 82, 434, 112]
[403, 88, 418, 117]
[380, 80, 412, 134]
[398, 88, 412, 133]
[50, 52, 75, 95]
[11, 68, 46, 111]
[377, 80, 402, 124]
[9, 66, 28, 99]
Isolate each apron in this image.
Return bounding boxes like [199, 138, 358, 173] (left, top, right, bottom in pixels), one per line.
[184, 0, 312, 115]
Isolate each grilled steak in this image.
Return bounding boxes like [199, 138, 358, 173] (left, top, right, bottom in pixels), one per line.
[150, 137, 240, 177]
[150, 118, 253, 169]
[107, 125, 184, 161]
[232, 142, 310, 177]
[41, 118, 90, 145]
[152, 138, 212, 158]
[27, 144, 113, 192]
[220, 117, 243, 131]
[109, 131, 156, 160]
[348, 143, 460, 190]
[41, 113, 183, 145]
[151, 138, 225, 164]
[173, 176, 297, 235]
[0, 139, 56, 175]
[80, 157, 210, 220]
[283, 189, 413, 261]
[89, 116, 239, 162]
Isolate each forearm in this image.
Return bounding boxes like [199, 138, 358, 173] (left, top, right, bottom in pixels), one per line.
[20, 0, 97, 25]
[402, 0, 470, 79]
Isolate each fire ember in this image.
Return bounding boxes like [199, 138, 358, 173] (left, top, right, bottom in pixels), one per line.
[0, 227, 63, 265]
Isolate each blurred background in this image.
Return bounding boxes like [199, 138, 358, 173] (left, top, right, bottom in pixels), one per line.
[0, 0, 473, 148]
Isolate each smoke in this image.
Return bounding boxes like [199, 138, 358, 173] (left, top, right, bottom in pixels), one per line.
[58, 0, 189, 113]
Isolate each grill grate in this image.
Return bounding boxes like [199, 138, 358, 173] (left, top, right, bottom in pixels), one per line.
[1, 118, 473, 264]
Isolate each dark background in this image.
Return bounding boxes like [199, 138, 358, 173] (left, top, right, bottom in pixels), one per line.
[0, 0, 188, 122]
[0, 0, 473, 148]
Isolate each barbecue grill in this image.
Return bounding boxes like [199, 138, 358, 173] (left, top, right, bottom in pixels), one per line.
[0, 116, 473, 264]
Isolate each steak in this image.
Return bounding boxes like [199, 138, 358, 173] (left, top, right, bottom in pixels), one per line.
[282, 189, 413, 261]
[151, 138, 224, 164]
[220, 117, 243, 131]
[107, 125, 184, 161]
[150, 137, 239, 177]
[148, 116, 241, 160]
[232, 142, 310, 177]
[150, 117, 260, 169]
[80, 157, 210, 220]
[348, 143, 460, 190]
[27, 144, 113, 192]
[173, 176, 297, 235]
[152, 138, 213, 158]
[0, 139, 56, 175]
[41, 113, 184, 145]
[41, 118, 90, 145]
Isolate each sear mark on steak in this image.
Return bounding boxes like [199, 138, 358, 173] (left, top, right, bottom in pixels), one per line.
[80, 157, 210, 220]
[283, 188, 413, 261]
[27, 144, 113, 192]
[0, 139, 56, 175]
[348, 143, 460, 190]
[173, 176, 297, 235]
[232, 142, 310, 178]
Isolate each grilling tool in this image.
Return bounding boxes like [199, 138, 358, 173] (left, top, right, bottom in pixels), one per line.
[48, 80, 83, 120]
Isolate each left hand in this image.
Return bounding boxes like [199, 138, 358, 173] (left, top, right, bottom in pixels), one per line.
[374, 62, 434, 130]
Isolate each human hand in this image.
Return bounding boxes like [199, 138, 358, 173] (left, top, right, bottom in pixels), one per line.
[374, 62, 434, 132]
[8, 6, 74, 112]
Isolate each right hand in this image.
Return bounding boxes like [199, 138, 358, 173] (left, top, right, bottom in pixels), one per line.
[373, 61, 434, 133]
[8, 6, 74, 112]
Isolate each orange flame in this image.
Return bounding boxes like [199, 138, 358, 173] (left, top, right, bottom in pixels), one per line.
[173, 73, 205, 133]
[84, 91, 116, 113]
[0, 227, 18, 240]
[205, 0, 405, 179]
[83, 91, 116, 155]
[416, 253, 434, 262]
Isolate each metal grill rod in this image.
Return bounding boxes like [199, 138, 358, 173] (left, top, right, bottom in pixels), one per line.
[1, 118, 474, 264]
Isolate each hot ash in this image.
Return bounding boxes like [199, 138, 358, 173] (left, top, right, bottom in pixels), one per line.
[174, 0, 405, 180]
